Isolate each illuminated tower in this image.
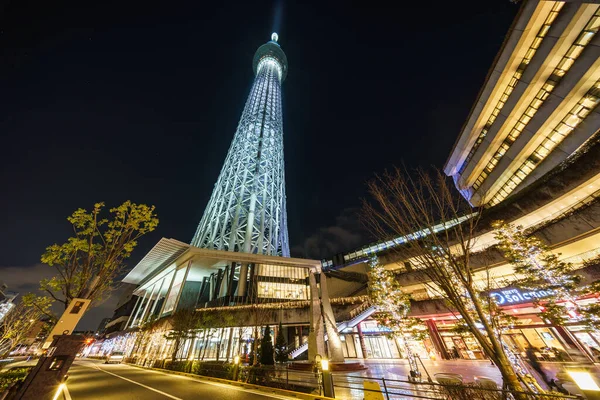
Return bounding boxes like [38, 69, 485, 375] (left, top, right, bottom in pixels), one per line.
[191, 33, 290, 256]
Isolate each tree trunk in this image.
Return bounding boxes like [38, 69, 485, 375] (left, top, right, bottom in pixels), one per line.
[171, 337, 180, 362]
[467, 287, 525, 399]
[252, 326, 259, 366]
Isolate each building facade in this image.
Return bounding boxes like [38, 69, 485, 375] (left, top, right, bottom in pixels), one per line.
[322, 0, 600, 363]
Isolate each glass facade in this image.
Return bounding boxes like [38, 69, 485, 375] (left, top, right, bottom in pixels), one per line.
[459, 2, 564, 176]
[256, 264, 309, 300]
[472, 7, 600, 196]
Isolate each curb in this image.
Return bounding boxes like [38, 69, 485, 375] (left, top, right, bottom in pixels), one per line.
[125, 363, 333, 400]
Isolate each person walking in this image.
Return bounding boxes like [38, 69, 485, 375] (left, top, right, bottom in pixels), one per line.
[525, 346, 548, 384]
[451, 346, 460, 360]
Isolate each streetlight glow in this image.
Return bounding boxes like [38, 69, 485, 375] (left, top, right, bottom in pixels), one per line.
[568, 371, 600, 391]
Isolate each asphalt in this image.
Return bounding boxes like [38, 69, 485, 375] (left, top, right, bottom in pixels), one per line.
[66, 359, 299, 400]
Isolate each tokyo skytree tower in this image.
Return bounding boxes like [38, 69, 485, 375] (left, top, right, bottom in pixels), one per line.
[191, 33, 290, 256]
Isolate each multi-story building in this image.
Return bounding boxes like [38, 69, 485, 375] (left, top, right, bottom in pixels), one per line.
[103, 283, 139, 336]
[324, 0, 600, 363]
[0, 284, 17, 324]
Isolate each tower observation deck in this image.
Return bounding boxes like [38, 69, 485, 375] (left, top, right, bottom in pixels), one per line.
[191, 33, 290, 256]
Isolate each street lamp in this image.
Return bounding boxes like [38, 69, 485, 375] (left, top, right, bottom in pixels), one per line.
[314, 354, 334, 398]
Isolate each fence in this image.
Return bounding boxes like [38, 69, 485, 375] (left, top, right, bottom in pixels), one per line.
[126, 357, 320, 394]
[333, 375, 582, 400]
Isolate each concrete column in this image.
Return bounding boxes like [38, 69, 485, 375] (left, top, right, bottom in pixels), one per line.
[218, 266, 229, 298]
[319, 273, 344, 362]
[209, 273, 215, 301]
[235, 263, 249, 297]
[226, 262, 237, 298]
[308, 271, 325, 361]
[425, 319, 449, 360]
[356, 323, 368, 359]
[125, 295, 142, 329]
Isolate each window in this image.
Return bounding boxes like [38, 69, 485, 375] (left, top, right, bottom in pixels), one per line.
[162, 268, 187, 315]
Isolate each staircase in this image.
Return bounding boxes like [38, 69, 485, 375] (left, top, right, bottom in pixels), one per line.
[288, 303, 378, 359]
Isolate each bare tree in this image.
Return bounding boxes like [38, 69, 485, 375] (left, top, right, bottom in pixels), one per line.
[0, 301, 47, 357]
[362, 167, 525, 396]
[165, 307, 200, 361]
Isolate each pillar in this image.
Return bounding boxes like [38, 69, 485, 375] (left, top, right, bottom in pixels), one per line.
[235, 263, 249, 297]
[319, 273, 344, 362]
[425, 319, 449, 360]
[308, 271, 325, 361]
[356, 323, 368, 359]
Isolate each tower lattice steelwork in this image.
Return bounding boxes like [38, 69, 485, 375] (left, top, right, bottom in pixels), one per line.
[191, 33, 290, 256]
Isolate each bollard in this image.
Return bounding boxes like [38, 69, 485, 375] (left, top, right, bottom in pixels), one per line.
[363, 381, 385, 400]
[320, 358, 335, 398]
[232, 355, 240, 381]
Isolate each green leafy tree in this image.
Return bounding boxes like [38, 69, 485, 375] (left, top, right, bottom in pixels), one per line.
[259, 325, 274, 365]
[274, 322, 288, 363]
[27, 201, 158, 311]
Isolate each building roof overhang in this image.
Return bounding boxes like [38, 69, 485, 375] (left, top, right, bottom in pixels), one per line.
[122, 238, 190, 284]
[123, 238, 322, 286]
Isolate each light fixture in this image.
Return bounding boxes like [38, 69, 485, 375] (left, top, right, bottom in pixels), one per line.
[567, 370, 600, 391]
[321, 358, 330, 371]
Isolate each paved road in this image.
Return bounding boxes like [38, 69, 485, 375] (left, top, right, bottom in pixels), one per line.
[67, 359, 296, 400]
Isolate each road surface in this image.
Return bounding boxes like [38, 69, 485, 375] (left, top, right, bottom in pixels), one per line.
[66, 359, 297, 400]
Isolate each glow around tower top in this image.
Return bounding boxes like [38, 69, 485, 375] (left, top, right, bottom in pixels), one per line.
[252, 33, 288, 81]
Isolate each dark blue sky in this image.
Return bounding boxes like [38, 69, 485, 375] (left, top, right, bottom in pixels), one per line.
[0, 0, 519, 328]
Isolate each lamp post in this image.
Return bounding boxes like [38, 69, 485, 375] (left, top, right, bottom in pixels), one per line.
[314, 354, 334, 398]
[233, 355, 240, 381]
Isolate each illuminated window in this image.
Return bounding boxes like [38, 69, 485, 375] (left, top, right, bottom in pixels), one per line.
[487, 79, 600, 206]
[458, 3, 564, 176]
[472, 7, 600, 192]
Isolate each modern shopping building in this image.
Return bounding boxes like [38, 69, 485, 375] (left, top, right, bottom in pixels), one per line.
[321, 0, 600, 363]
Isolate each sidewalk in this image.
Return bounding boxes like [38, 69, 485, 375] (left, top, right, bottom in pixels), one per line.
[328, 358, 600, 399]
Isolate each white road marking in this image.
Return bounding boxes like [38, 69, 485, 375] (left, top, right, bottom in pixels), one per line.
[63, 385, 72, 400]
[124, 364, 301, 400]
[80, 363, 183, 400]
[75, 360, 300, 400]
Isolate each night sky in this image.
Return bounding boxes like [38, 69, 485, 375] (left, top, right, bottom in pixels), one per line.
[0, 0, 519, 329]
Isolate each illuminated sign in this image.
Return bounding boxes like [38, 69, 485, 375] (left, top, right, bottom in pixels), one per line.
[489, 288, 553, 305]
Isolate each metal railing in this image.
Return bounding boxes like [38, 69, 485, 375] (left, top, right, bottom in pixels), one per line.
[333, 375, 581, 400]
[128, 356, 584, 400]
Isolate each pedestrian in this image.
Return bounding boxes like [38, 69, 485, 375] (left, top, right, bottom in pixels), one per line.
[525, 346, 548, 384]
[451, 346, 460, 360]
